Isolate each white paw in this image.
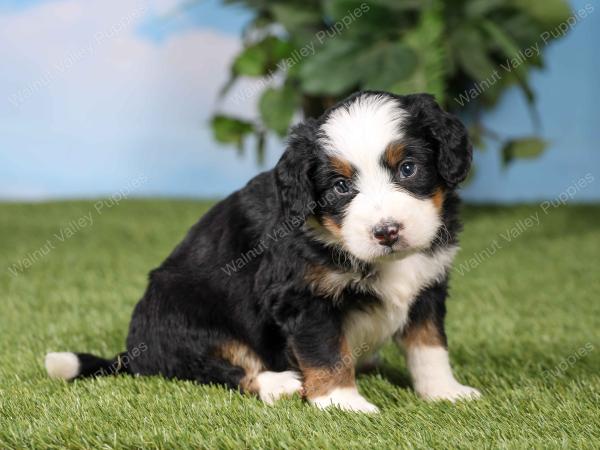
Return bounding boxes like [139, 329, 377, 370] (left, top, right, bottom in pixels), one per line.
[311, 387, 379, 413]
[255, 371, 303, 405]
[417, 382, 481, 402]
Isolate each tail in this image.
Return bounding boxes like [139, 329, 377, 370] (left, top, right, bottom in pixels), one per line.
[45, 351, 131, 381]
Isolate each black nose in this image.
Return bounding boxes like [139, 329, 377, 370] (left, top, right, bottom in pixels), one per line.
[373, 221, 401, 246]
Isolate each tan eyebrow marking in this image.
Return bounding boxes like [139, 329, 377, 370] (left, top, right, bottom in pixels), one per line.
[329, 156, 354, 178]
[384, 142, 405, 168]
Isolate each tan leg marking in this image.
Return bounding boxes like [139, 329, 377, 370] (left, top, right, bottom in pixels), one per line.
[401, 319, 446, 348]
[296, 338, 379, 412]
[300, 338, 355, 399]
[216, 340, 265, 392]
[398, 321, 481, 402]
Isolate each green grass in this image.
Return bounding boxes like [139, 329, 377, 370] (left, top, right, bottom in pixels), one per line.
[1, 200, 599, 449]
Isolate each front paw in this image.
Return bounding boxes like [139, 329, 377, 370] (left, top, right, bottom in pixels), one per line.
[416, 382, 481, 402]
[310, 387, 379, 413]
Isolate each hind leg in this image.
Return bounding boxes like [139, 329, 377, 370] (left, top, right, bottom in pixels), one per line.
[131, 336, 302, 403]
[127, 282, 302, 402]
[215, 339, 302, 404]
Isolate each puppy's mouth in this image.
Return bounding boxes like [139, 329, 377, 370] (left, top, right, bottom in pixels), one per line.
[377, 235, 409, 253]
[370, 220, 410, 255]
[372, 236, 414, 261]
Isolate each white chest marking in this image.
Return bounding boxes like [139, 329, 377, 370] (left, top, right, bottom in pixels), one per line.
[343, 247, 457, 362]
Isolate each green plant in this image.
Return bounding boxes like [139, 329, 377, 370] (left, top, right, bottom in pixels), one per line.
[209, 0, 572, 165]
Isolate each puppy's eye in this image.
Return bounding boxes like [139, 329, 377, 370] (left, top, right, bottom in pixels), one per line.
[334, 179, 351, 195]
[399, 162, 417, 178]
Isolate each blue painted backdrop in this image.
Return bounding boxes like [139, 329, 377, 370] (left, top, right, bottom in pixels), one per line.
[0, 0, 597, 202]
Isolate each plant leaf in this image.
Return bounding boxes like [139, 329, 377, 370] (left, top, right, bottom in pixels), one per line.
[298, 40, 364, 95]
[481, 20, 521, 62]
[390, 1, 446, 101]
[452, 26, 497, 81]
[271, 4, 322, 34]
[501, 137, 547, 166]
[510, 0, 572, 29]
[361, 43, 418, 91]
[258, 85, 301, 136]
[323, 0, 406, 37]
[255, 130, 266, 165]
[232, 36, 294, 77]
[211, 115, 254, 147]
[233, 45, 269, 77]
[465, 0, 506, 18]
[481, 19, 537, 108]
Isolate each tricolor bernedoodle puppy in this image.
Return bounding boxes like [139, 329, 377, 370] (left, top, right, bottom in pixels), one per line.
[46, 91, 480, 413]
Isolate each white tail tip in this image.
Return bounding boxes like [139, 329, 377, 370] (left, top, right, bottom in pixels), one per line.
[45, 352, 80, 380]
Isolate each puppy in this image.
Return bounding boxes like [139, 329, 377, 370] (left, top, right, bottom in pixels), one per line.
[46, 91, 480, 413]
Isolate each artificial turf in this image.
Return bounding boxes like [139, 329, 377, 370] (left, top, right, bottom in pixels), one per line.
[0, 200, 598, 449]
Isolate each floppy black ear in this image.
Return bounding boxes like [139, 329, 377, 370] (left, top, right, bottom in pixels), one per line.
[404, 94, 472, 188]
[274, 119, 318, 220]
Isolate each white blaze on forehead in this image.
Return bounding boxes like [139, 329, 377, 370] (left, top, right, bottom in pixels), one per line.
[318, 93, 407, 173]
[317, 93, 440, 261]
